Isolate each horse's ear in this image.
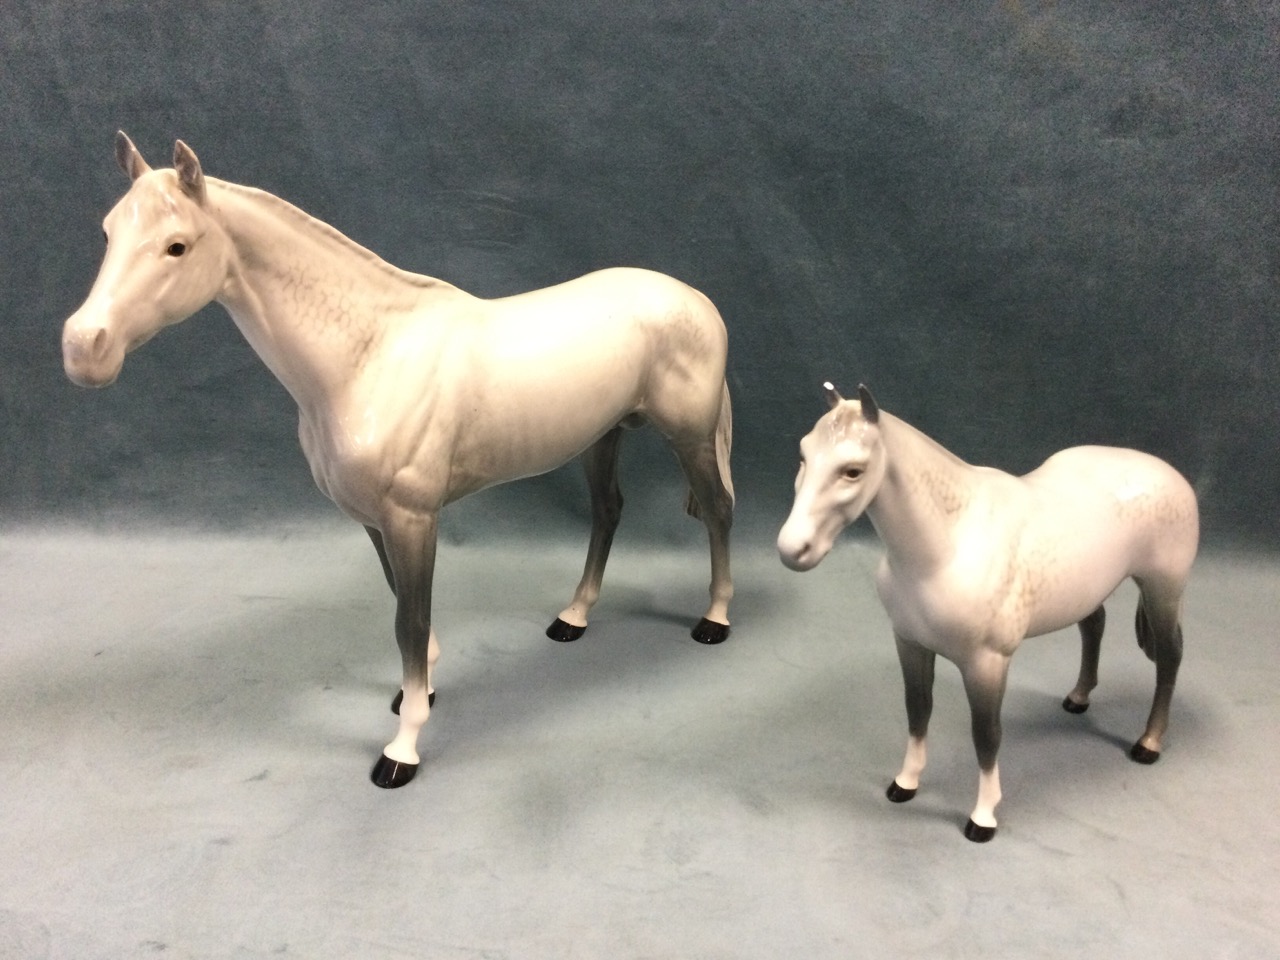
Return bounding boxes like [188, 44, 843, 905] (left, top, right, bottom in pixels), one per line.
[173, 140, 206, 204]
[115, 131, 151, 181]
[857, 384, 880, 424]
[823, 381, 843, 409]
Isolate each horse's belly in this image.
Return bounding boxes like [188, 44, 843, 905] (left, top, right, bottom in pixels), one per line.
[1020, 567, 1129, 638]
[879, 539, 1130, 657]
[444, 382, 642, 497]
[439, 314, 717, 493]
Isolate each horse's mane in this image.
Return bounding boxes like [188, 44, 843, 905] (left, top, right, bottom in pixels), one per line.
[210, 178, 448, 291]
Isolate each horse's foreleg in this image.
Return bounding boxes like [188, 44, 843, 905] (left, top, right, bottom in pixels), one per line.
[674, 439, 734, 644]
[1063, 605, 1106, 713]
[961, 649, 1012, 843]
[888, 634, 935, 803]
[1130, 586, 1185, 764]
[548, 428, 624, 643]
[370, 507, 440, 789]
[365, 525, 396, 595]
[366, 525, 418, 715]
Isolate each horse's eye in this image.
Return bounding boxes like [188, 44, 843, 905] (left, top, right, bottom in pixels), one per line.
[102, 230, 108, 245]
[167, 242, 187, 257]
[844, 467, 864, 481]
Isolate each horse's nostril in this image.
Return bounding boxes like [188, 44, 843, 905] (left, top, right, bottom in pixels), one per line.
[776, 529, 812, 570]
[92, 327, 109, 360]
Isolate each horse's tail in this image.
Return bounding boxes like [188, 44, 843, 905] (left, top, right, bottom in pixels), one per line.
[685, 380, 735, 518]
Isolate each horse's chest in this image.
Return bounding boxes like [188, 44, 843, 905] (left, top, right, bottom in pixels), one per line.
[297, 411, 400, 518]
[877, 558, 1028, 658]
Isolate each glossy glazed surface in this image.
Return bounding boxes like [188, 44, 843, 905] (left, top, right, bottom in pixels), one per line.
[778, 383, 1198, 839]
[62, 134, 735, 783]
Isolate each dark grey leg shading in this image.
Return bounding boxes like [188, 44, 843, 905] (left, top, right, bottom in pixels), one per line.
[547, 427, 625, 642]
[368, 525, 434, 713]
[887, 634, 935, 803]
[370, 508, 440, 789]
[961, 651, 1011, 843]
[1063, 605, 1106, 713]
[672, 437, 734, 644]
[1130, 585, 1185, 764]
[365, 525, 396, 595]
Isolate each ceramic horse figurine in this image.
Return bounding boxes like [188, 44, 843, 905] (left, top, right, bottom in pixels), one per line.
[62, 134, 735, 789]
[777, 382, 1198, 841]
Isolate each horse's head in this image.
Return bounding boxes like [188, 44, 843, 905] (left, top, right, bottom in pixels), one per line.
[777, 381, 887, 571]
[62, 133, 230, 387]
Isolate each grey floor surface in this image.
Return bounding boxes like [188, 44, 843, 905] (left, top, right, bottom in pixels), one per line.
[1, 522, 1277, 959]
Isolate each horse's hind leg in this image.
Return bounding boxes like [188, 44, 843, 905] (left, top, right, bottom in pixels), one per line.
[1130, 581, 1185, 764]
[1063, 605, 1106, 713]
[673, 431, 734, 645]
[547, 427, 624, 642]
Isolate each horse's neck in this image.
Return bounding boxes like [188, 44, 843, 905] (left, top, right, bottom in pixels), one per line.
[867, 413, 976, 575]
[210, 179, 455, 412]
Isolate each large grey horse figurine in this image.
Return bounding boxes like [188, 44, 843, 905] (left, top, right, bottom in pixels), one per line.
[62, 134, 736, 788]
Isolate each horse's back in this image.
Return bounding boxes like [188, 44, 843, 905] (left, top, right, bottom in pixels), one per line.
[477, 267, 724, 379]
[479, 267, 727, 435]
[1025, 445, 1199, 583]
[490, 267, 722, 331]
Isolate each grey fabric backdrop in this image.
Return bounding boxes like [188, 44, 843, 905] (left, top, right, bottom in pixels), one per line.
[2, 0, 1276, 543]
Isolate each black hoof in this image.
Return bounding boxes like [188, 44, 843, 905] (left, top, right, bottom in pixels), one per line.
[546, 618, 586, 642]
[886, 781, 917, 803]
[691, 618, 730, 645]
[370, 754, 418, 788]
[390, 690, 434, 715]
[964, 819, 997, 843]
[1062, 696, 1089, 714]
[1129, 742, 1161, 765]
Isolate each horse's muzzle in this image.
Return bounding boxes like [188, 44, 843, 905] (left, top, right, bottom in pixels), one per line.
[776, 524, 826, 572]
[62, 322, 121, 388]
